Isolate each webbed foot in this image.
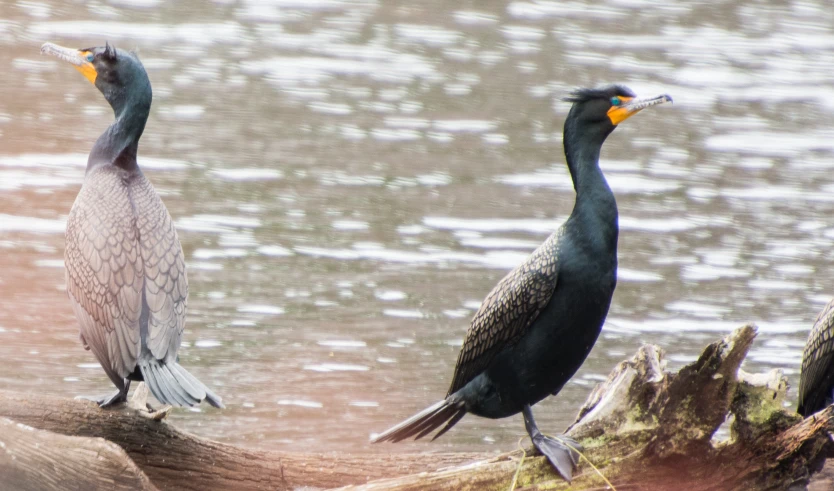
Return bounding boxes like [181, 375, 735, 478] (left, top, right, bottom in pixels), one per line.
[523, 405, 581, 482]
[76, 388, 128, 408]
[531, 432, 581, 482]
[75, 379, 130, 408]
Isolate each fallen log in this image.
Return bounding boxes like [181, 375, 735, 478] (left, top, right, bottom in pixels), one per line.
[0, 417, 156, 491]
[0, 387, 481, 491]
[337, 325, 834, 490]
[2, 325, 832, 490]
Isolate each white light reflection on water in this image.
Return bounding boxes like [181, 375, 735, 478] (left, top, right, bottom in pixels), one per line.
[28, 21, 247, 44]
[237, 305, 285, 316]
[0, 153, 188, 170]
[0, 215, 65, 233]
[210, 168, 283, 181]
[318, 340, 367, 348]
[304, 363, 369, 372]
[242, 53, 439, 87]
[278, 400, 323, 408]
[374, 290, 406, 301]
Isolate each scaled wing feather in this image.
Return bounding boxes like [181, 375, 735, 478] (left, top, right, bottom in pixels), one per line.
[65, 167, 143, 380]
[133, 176, 188, 364]
[798, 300, 834, 413]
[447, 228, 563, 395]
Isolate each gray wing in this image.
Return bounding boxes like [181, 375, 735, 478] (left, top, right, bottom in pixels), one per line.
[65, 167, 143, 381]
[798, 299, 834, 414]
[447, 228, 563, 396]
[132, 173, 188, 364]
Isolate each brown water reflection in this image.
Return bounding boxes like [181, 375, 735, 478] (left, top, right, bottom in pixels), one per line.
[1, 0, 833, 453]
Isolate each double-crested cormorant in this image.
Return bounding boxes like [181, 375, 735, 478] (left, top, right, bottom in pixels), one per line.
[42, 42, 223, 409]
[371, 85, 671, 481]
[798, 299, 834, 417]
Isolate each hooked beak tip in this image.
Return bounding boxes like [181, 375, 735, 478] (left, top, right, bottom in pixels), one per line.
[41, 42, 98, 84]
[40, 42, 83, 65]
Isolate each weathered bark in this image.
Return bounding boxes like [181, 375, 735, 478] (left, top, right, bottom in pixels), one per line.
[2, 325, 833, 491]
[0, 390, 480, 491]
[0, 417, 157, 491]
[337, 325, 834, 491]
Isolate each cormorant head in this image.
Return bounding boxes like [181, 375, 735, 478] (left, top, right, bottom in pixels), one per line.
[41, 42, 151, 117]
[563, 85, 672, 145]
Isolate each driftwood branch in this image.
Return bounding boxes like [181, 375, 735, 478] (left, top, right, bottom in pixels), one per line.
[2, 325, 833, 490]
[0, 390, 479, 491]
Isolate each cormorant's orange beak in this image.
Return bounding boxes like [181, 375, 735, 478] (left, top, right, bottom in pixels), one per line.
[40, 42, 97, 85]
[607, 93, 673, 125]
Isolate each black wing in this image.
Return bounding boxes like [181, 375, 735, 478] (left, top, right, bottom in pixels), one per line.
[447, 228, 563, 396]
[798, 299, 834, 416]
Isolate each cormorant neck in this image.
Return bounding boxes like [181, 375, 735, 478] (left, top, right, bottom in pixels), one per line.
[565, 139, 605, 195]
[86, 94, 150, 174]
[563, 121, 618, 242]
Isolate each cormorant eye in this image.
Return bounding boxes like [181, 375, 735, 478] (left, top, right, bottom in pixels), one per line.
[610, 97, 620, 106]
[86, 53, 94, 63]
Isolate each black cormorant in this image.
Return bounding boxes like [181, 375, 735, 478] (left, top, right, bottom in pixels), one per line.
[371, 85, 671, 481]
[798, 299, 834, 417]
[42, 42, 223, 409]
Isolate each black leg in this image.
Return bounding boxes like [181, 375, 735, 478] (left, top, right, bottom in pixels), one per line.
[95, 379, 131, 408]
[522, 405, 581, 483]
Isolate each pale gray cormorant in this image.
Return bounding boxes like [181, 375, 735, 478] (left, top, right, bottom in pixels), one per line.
[42, 42, 223, 409]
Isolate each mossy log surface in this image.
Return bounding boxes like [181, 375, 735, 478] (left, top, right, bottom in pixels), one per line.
[339, 325, 834, 491]
[1, 325, 833, 491]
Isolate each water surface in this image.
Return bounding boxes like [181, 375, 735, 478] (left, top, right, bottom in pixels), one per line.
[0, 0, 833, 453]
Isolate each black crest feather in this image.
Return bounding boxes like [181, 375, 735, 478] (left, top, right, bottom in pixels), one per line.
[563, 85, 636, 103]
[103, 42, 117, 61]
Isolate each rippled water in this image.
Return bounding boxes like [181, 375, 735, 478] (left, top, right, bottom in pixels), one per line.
[1, 0, 833, 454]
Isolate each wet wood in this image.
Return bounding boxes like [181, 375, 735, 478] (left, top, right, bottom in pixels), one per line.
[2, 325, 833, 490]
[0, 417, 157, 491]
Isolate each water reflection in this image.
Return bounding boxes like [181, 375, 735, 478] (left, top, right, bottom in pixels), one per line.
[0, 0, 832, 454]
